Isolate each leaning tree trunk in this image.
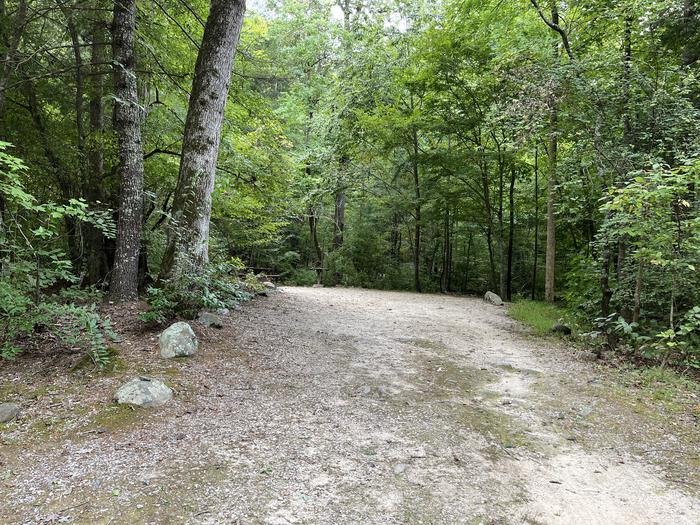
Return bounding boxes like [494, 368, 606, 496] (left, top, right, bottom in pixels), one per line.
[109, 0, 145, 301]
[160, 0, 246, 279]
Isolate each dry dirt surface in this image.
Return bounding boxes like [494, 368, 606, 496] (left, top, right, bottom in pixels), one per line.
[2, 286, 700, 525]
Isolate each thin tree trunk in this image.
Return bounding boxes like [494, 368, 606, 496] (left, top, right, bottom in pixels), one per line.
[465, 231, 472, 292]
[532, 146, 539, 300]
[109, 0, 145, 301]
[160, 0, 246, 279]
[632, 260, 643, 323]
[479, 155, 497, 291]
[618, 13, 634, 320]
[333, 181, 345, 249]
[308, 205, 323, 265]
[0, 0, 26, 124]
[85, 22, 108, 286]
[506, 166, 516, 301]
[544, 4, 559, 304]
[412, 125, 421, 293]
[498, 150, 506, 298]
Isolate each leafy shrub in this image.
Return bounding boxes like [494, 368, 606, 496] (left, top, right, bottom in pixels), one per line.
[140, 261, 252, 323]
[242, 271, 266, 294]
[654, 306, 700, 368]
[0, 143, 117, 366]
[285, 268, 318, 286]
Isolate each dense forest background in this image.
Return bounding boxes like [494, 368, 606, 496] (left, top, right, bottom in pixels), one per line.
[1, 0, 699, 367]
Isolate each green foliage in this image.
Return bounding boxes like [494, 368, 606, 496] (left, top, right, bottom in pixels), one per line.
[140, 262, 252, 323]
[285, 268, 318, 286]
[655, 307, 700, 368]
[0, 144, 117, 366]
[242, 271, 266, 294]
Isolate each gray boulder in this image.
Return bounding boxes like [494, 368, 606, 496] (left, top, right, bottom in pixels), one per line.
[484, 291, 504, 306]
[159, 321, 198, 358]
[262, 281, 276, 289]
[215, 308, 230, 316]
[197, 311, 224, 329]
[114, 377, 172, 407]
[0, 403, 20, 423]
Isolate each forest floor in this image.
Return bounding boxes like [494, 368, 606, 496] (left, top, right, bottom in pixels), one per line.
[1, 286, 700, 524]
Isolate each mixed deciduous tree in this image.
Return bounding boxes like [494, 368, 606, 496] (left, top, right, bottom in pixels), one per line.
[160, 0, 246, 280]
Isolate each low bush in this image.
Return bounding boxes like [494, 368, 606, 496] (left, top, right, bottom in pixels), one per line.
[140, 261, 252, 324]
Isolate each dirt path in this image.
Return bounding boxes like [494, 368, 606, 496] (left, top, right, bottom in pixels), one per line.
[2, 286, 700, 524]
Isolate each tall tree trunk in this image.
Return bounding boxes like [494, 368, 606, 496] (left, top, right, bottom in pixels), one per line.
[544, 3, 559, 304]
[441, 206, 450, 293]
[308, 204, 323, 266]
[618, 12, 634, 321]
[0, 0, 26, 125]
[506, 166, 516, 301]
[85, 22, 109, 286]
[411, 125, 421, 293]
[632, 260, 643, 323]
[532, 146, 539, 300]
[160, 0, 246, 279]
[109, 0, 145, 301]
[596, 114, 613, 318]
[497, 150, 506, 298]
[465, 230, 472, 292]
[479, 155, 497, 291]
[333, 177, 345, 249]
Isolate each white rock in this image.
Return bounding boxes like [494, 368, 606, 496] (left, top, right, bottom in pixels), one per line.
[484, 291, 504, 306]
[114, 377, 172, 407]
[159, 321, 198, 358]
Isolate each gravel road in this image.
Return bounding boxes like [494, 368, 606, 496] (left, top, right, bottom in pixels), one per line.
[2, 286, 699, 524]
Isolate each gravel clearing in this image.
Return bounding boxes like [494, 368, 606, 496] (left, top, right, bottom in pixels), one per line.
[1, 286, 699, 524]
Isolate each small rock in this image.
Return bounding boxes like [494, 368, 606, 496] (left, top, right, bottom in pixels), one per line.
[394, 463, 407, 474]
[358, 385, 372, 396]
[197, 312, 224, 329]
[578, 405, 595, 418]
[551, 323, 572, 335]
[0, 403, 20, 423]
[159, 321, 198, 358]
[215, 308, 230, 316]
[409, 447, 427, 459]
[262, 281, 276, 289]
[312, 283, 324, 288]
[484, 291, 504, 306]
[114, 377, 173, 407]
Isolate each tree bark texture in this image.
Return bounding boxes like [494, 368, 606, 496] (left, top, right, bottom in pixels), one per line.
[109, 0, 145, 301]
[160, 0, 246, 279]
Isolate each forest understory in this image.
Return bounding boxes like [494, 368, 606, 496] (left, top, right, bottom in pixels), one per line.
[1, 0, 700, 522]
[1, 287, 699, 525]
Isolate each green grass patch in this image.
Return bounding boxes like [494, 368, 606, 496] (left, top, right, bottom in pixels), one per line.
[509, 299, 570, 335]
[621, 366, 700, 393]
